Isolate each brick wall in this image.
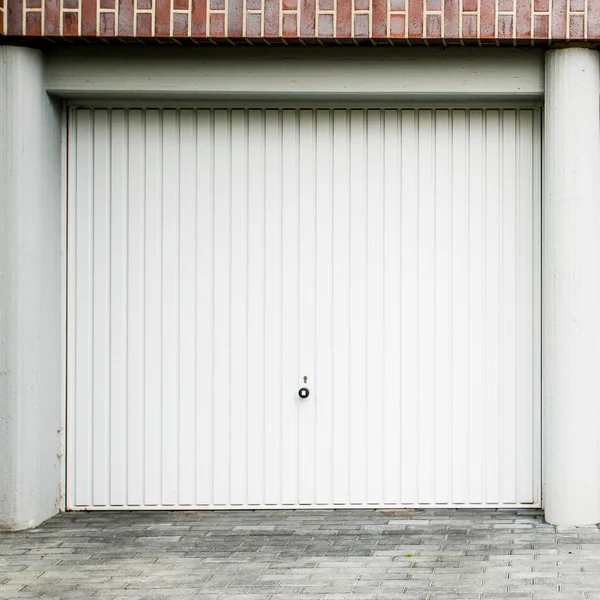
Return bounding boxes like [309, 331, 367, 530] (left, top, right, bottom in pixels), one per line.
[1, 0, 599, 42]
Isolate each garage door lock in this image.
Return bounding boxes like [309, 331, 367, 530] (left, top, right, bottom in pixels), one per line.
[299, 376, 310, 399]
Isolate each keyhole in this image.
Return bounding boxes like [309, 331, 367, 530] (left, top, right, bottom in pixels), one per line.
[303, 376, 308, 384]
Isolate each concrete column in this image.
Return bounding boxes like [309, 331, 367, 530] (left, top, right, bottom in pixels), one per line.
[544, 48, 600, 526]
[0, 47, 63, 530]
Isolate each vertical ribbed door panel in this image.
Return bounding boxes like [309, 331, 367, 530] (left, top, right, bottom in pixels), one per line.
[67, 108, 541, 509]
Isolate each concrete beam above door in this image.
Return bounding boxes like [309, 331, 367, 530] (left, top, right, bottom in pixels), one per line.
[44, 47, 544, 102]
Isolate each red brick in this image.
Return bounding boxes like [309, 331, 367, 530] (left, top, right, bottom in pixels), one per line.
[246, 12, 261, 35]
[44, 0, 60, 34]
[589, 0, 600, 37]
[515, 0, 531, 38]
[136, 11, 153, 33]
[209, 10, 225, 34]
[173, 10, 188, 33]
[372, 0, 386, 35]
[533, 12, 548, 36]
[480, 0, 495, 37]
[228, 0, 243, 36]
[533, 0, 548, 12]
[282, 11, 297, 34]
[390, 0, 404, 9]
[443, 0, 459, 37]
[569, 13, 584, 37]
[318, 12, 333, 34]
[497, 12, 513, 35]
[462, 12, 477, 35]
[335, 0, 352, 36]
[263, 0, 279, 34]
[426, 12, 441, 35]
[319, 0, 333, 10]
[99, 10, 115, 33]
[570, 0, 584, 12]
[63, 10, 79, 34]
[7, 0, 23, 34]
[26, 10, 42, 33]
[389, 11, 405, 35]
[117, 0, 133, 34]
[81, 0, 96, 35]
[155, 0, 171, 34]
[552, 0, 567, 38]
[300, 0, 316, 36]
[407, 0, 423, 35]
[354, 12, 369, 35]
[190, 0, 206, 35]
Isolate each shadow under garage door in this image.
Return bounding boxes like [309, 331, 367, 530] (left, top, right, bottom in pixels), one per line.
[67, 107, 541, 509]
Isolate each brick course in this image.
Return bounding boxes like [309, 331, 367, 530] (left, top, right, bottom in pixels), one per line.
[1, 0, 600, 41]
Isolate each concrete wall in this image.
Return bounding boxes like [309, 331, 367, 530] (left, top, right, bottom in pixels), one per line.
[543, 48, 600, 526]
[0, 46, 63, 530]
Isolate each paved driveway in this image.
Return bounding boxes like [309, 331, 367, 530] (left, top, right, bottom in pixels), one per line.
[1, 508, 599, 600]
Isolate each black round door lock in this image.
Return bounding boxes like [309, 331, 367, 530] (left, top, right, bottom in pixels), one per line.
[298, 387, 310, 399]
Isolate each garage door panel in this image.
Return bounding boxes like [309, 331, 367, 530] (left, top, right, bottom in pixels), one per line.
[484, 110, 501, 505]
[247, 110, 267, 506]
[68, 106, 541, 509]
[298, 110, 317, 505]
[281, 110, 300, 506]
[109, 109, 128, 508]
[161, 109, 180, 507]
[230, 109, 249, 506]
[366, 109, 385, 505]
[433, 109, 452, 505]
[468, 109, 485, 505]
[516, 109, 538, 504]
[195, 109, 214, 506]
[71, 109, 93, 509]
[331, 109, 351, 505]
[143, 109, 162, 507]
[400, 109, 419, 504]
[383, 109, 402, 505]
[315, 109, 334, 505]
[417, 110, 436, 505]
[178, 109, 198, 506]
[349, 109, 368, 505]
[126, 109, 145, 507]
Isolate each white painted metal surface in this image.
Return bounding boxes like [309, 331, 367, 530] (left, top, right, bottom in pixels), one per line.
[67, 107, 541, 509]
[543, 48, 600, 525]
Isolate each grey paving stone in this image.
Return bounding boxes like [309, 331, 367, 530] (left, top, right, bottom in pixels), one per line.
[1, 508, 600, 598]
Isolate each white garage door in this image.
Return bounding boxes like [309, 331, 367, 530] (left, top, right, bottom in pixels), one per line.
[67, 107, 541, 509]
